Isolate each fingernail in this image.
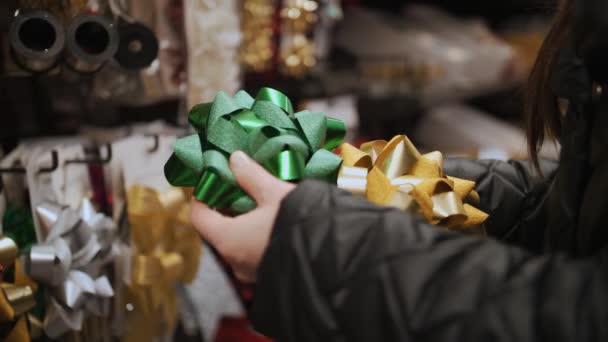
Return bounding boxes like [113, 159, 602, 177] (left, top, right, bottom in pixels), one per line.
[230, 151, 250, 168]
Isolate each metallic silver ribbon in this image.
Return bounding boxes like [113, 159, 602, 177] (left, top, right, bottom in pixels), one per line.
[25, 199, 116, 338]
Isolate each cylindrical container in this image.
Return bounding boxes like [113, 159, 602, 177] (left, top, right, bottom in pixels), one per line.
[65, 14, 119, 73]
[114, 21, 159, 70]
[9, 10, 65, 73]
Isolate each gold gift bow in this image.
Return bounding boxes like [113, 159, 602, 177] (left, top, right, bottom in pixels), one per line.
[338, 135, 488, 230]
[123, 185, 201, 342]
[0, 237, 40, 342]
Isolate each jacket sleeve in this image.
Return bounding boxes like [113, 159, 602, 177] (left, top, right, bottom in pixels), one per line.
[443, 158, 557, 250]
[251, 181, 608, 342]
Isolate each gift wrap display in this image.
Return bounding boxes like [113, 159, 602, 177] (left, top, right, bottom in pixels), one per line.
[0, 138, 203, 342]
[106, 133, 204, 341]
[25, 199, 116, 340]
[338, 135, 488, 231]
[0, 91, 488, 341]
[122, 185, 201, 342]
[0, 198, 121, 341]
[164, 87, 346, 213]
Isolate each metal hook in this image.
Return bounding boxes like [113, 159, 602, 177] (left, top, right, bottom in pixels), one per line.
[66, 144, 113, 164]
[40, 150, 60, 173]
[146, 134, 159, 153]
[0, 150, 59, 174]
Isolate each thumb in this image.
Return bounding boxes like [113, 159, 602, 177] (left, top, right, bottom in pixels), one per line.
[190, 199, 229, 247]
[230, 151, 289, 204]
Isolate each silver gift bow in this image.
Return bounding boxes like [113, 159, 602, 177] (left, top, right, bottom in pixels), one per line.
[25, 199, 116, 339]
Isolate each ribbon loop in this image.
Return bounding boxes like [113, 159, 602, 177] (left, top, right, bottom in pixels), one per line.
[294, 111, 327, 150]
[1, 284, 35, 319]
[0, 238, 18, 269]
[233, 109, 267, 132]
[28, 239, 71, 286]
[324, 118, 347, 151]
[43, 298, 84, 339]
[255, 87, 294, 114]
[304, 149, 344, 183]
[337, 166, 368, 195]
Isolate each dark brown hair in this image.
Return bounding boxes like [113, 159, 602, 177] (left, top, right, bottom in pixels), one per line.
[525, 0, 576, 170]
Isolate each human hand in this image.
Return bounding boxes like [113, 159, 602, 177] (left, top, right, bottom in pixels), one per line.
[191, 151, 295, 282]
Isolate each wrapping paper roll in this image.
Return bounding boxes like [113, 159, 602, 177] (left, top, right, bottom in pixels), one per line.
[65, 14, 119, 73]
[9, 10, 65, 73]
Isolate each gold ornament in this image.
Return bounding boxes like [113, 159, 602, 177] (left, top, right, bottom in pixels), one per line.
[280, 0, 319, 77]
[240, 0, 275, 72]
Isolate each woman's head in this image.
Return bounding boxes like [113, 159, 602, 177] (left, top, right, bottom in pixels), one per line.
[525, 0, 576, 169]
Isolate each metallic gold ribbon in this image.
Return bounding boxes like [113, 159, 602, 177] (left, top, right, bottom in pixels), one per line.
[0, 236, 37, 342]
[338, 135, 488, 231]
[280, 0, 319, 77]
[164, 87, 346, 214]
[240, 0, 275, 72]
[24, 199, 116, 339]
[123, 185, 201, 342]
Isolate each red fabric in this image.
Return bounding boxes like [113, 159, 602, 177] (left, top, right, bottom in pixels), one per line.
[214, 317, 273, 342]
[87, 164, 110, 215]
[213, 255, 272, 342]
[236, 282, 255, 303]
[354, 135, 372, 147]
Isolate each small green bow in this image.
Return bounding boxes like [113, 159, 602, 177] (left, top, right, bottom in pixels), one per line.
[164, 87, 345, 213]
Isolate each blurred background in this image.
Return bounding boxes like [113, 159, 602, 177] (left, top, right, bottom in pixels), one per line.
[0, 0, 559, 160]
[0, 1, 561, 341]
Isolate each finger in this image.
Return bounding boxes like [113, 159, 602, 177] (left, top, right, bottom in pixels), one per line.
[190, 199, 230, 247]
[230, 151, 286, 204]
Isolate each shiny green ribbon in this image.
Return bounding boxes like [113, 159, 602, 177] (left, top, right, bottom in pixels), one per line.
[2, 205, 36, 255]
[164, 87, 346, 213]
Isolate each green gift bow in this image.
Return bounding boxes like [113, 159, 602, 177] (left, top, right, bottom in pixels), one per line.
[164, 87, 346, 213]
